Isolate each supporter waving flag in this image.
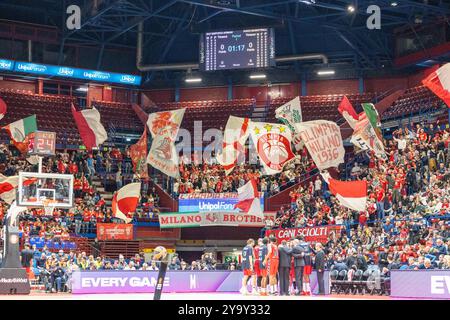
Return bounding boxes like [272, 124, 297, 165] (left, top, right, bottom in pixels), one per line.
[0, 97, 6, 120]
[71, 104, 107, 151]
[235, 179, 263, 219]
[112, 182, 141, 223]
[146, 108, 185, 178]
[423, 63, 450, 107]
[216, 116, 250, 175]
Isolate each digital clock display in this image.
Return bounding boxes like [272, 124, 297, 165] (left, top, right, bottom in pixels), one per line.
[199, 28, 275, 71]
[28, 131, 56, 156]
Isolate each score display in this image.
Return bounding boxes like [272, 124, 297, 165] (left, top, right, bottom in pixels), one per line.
[28, 131, 56, 156]
[199, 28, 275, 71]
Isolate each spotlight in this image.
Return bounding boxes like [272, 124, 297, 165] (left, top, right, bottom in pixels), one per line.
[185, 76, 202, 83]
[317, 69, 335, 76]
[76, 86, 88, 92]
[250, 73, 266, 79]
[347, 5, 355, 13]
[390, 2, 398, 6]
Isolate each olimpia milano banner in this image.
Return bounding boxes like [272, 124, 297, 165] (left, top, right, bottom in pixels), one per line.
[158, 211, 276, 228]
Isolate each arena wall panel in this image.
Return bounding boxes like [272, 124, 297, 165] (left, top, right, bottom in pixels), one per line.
[144, 89, 175, 103]
[364, 77, 408, 93]
[0, 79, 36, 93]
[180, 87, 228, 101]
[307, 79, 359, 95]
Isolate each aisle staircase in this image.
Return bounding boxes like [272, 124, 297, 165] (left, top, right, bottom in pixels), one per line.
[92, 176, 114, 207]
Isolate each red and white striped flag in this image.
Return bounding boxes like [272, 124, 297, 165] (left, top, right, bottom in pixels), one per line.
[0, 174, 19, 204]
[71, 104, 107, 150]
[216, 116, 250, 175]
[321, 171, 367, 211]
[423, 63, 450, 108]
[112, 182, 141, 223]
[234, 179, 263, 219]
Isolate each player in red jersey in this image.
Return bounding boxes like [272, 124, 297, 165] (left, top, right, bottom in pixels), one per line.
[264, 236, 279, 295]
[252, 238, 263, 295]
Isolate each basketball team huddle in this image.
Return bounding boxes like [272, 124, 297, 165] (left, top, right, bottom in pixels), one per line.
[240, 235, 317, 296]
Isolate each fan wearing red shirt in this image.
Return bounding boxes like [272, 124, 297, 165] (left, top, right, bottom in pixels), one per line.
[376, 186, 385, 220]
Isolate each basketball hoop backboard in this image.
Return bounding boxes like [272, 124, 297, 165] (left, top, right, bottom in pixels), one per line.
[17, 172, 74, 208]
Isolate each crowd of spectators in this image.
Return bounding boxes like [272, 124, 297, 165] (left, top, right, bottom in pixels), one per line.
[0, 144, 161, 236]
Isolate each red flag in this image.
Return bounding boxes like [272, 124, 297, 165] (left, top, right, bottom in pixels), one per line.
[112, 183, 141, 223]
[0, 97, 7, 121]
[234, 179, 263, 218]
[423, 63, 450, 108]
[129, 128, 148, 178]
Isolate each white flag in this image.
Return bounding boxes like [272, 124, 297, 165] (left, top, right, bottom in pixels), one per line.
[146, 108, 185, 178]
[275, 97, 303, 151]
[295, 120, 345, 170]
[216, 116, 250, 175]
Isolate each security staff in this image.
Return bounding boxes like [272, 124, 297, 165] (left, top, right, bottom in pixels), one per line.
[278, 240, 292, 296]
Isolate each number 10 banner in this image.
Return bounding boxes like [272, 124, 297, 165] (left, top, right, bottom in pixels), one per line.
[295, 120, 345, 170]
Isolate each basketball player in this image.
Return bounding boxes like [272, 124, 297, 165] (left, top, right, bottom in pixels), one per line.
[240, 238, 254, 295]
[252, 238, 263, 295]
[259, 237, 269, 296]
[299, 236, 313, 295]
[264, 236, 279, 295]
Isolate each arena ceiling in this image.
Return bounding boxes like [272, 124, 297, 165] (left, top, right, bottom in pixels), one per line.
[0, 0, 449, 86]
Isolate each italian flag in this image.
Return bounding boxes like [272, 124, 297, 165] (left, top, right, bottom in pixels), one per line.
[423, 63, 450, 108]
[2, 115, 37, 152]
[328, 178, 367, 212]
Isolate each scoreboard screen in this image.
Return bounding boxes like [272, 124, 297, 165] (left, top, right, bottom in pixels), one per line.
[199, 28, 275, 71]
[28, 131, 56, 156]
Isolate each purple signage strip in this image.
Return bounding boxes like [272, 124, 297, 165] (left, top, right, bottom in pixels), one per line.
[391, 270, 450, 299]
[72, 270, 329, 295]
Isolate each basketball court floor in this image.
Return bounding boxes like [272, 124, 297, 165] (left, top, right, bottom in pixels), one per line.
[0, 292, 395, 300]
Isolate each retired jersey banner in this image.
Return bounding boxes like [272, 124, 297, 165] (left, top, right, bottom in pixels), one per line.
[295, 120, 344, 170]
[178, 192, 264, 213]
[129, 128, 148, 179]
[266, 225, 344, 243]
[97, 223, 134, 240]
[249, 122, 295, 175]
[146, 108, 185, 178]
[158, 211, 276, 228]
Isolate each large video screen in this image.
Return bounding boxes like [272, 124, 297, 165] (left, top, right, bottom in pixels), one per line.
[199, 28, 275, 71]
[178, 192, 265, 213]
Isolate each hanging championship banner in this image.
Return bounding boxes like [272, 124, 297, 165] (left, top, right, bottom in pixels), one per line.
[295, 120, 345, 170]
[275, 97, 303, 151]
[146, 108, 185, 178]
[249, 122, 295, 175]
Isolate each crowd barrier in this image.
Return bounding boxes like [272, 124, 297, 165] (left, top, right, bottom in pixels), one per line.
[71, 270, 330, 295]
[391, 270, 450, 299]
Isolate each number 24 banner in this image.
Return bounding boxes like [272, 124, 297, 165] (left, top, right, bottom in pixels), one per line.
[295, 120, 345, 170]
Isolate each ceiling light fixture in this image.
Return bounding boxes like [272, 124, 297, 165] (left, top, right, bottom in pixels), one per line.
[250, 73, 266, 79]
[317, 69, 335, 76]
